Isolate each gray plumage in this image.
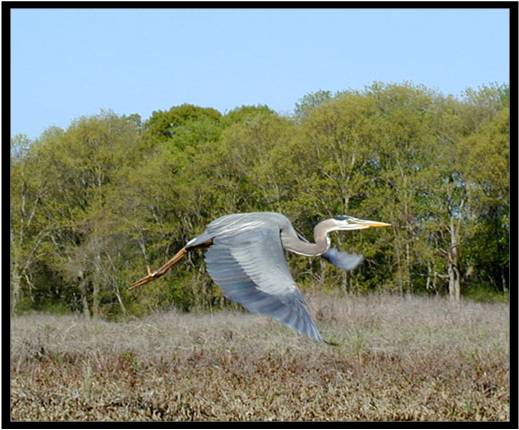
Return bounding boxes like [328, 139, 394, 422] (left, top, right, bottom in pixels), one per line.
[131, 212, 390, 343]
[184, 212, 389, 342]
[322, 248, 364, 271]
[198, 213, 322, 341]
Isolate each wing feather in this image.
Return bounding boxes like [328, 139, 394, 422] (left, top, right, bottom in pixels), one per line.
[322, 247, 364, 271]
[204, 220, 322, 342]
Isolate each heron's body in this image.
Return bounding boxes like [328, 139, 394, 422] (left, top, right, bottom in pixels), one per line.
[131, 212, 390, 342]
[186, 212, 326, 341]
[187, 212, 328, 254]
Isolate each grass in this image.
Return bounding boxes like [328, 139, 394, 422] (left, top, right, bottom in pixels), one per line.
[463, 285, 510, 304]
[10, 293, 509, 422]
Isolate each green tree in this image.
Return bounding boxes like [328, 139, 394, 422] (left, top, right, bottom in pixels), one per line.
[10, 134, 53, 313]
[459, 108, 509, 292]
[17, 112, 143, 317]
[294, 90, 333, 118]
[10, 83, 509, 317]
[145, 104, 221, 141]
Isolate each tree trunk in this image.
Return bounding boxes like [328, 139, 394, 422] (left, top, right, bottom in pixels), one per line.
[11, 229, 22, 315]
[448, 217, 461, 301]
[341, 270, 348, 292]
[78, 275, 91, 318]
[404, 241, 411, 293]
[502, 269, 508, 292]
[114, 282, 127, 315]
[11, 266, 22, 315]
[92, 249, 101, 318]
[394, 235, 411, 294]
[92, 279, 100, 318]
[426, 262, 431, 291]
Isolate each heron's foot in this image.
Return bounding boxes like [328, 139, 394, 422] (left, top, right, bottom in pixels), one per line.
[130, 271, 158, 290]
[129, 247, 188, 291]
[130, 248, 188, 290]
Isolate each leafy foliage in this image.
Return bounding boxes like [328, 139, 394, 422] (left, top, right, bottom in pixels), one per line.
[10, 83, 509, 317]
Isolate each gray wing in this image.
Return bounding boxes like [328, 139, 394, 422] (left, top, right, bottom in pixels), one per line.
[322, 247, 364, 271]
[204, 223, 322, 342]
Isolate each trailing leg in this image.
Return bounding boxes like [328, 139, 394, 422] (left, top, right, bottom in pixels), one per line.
[130, 247, 188, 290]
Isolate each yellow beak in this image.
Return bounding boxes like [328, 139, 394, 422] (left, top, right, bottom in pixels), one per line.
[364, 221, 391, 228]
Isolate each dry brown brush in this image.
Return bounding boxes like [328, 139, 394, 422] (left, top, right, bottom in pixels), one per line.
[10, 293, 509, 421]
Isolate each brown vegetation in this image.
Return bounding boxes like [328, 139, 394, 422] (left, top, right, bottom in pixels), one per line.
[10, 294, 509, 422]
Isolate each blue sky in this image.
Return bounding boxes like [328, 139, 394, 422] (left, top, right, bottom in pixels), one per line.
[11, 8, 509, 139]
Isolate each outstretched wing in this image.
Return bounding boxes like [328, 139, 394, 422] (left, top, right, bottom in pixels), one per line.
[204, 223, 322, 342]
[322, 247, 364, 271]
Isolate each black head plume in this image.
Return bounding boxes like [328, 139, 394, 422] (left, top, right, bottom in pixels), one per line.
[334, 215, 349, 221]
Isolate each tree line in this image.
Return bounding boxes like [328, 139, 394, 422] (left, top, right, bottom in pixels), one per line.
[10, 82, 509, 318]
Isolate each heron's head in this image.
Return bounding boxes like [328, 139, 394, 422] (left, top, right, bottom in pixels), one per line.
[330, 215, 391, 231]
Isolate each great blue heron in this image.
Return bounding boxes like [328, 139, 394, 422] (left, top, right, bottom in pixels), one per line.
[131, 212, 390, 342]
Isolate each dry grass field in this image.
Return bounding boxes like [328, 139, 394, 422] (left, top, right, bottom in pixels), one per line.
[10, 293, 509, 422]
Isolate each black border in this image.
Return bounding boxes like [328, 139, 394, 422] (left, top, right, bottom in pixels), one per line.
[1, 1, 518, 8]
[2, 1, 517, 428]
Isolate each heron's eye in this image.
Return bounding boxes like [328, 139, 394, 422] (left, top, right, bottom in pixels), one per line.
[334, 215, 349, 222]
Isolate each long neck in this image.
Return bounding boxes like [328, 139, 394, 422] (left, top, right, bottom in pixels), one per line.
[282, 219, 332, 256]
[313, 219, 334, 254]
